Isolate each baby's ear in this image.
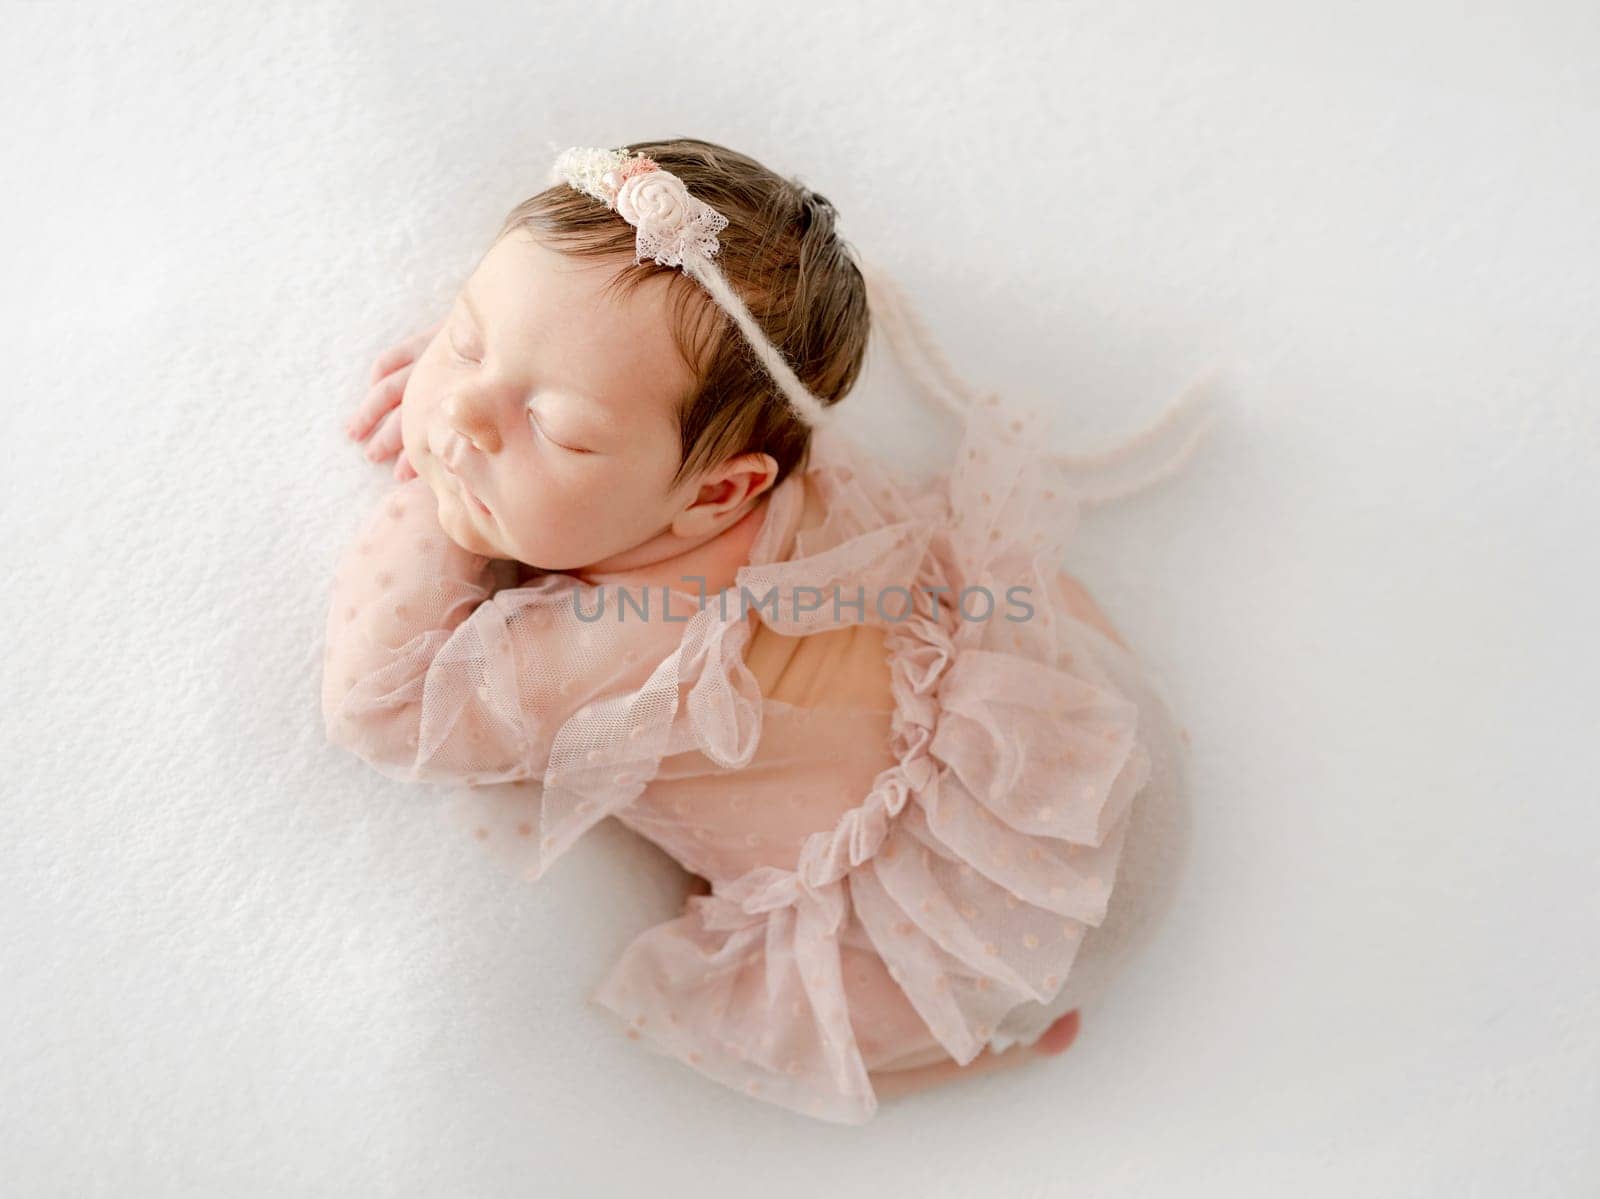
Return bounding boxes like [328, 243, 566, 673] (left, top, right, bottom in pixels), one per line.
[717, 451, 776, 498]
[696, 452, 777, 508]
[752, 454, 777, 496]
[672, 452, 777, 538]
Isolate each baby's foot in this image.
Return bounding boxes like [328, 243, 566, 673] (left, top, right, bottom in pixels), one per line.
[1033, 1010, 1081, 1056]
[868, 1010, 1083, 1100]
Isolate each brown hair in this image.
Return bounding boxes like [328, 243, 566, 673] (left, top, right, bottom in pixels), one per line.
[494, 137, 871, 493]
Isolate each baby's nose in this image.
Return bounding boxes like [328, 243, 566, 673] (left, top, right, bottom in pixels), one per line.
[443, 394, 502, 454]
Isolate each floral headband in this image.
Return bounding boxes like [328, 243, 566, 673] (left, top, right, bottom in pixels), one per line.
[550, 146, 836, 430]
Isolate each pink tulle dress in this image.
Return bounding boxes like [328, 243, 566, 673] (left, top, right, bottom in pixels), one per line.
[321, 391, 1188, 1125]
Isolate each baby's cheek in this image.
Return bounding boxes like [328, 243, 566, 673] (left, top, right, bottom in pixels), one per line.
[398, 377, 424, 440]
[401, 394, 441, 470]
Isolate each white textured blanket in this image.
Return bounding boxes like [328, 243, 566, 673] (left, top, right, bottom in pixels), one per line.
[2, 2, 1594, 1194]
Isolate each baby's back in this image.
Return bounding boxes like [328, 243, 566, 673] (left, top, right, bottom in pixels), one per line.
[614, 472, 903, 881]
[742, 471, 898, 713]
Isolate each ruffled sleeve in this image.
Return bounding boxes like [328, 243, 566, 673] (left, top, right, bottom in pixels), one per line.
[320, 478, 675, 791]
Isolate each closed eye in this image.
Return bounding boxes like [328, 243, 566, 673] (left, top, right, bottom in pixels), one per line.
[446, 312, 483, 363]
[526, 408, 593, 454]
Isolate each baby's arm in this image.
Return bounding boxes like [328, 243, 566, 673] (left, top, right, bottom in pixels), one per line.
[321, 478, 673, 784]
[321, 478, 531, 783]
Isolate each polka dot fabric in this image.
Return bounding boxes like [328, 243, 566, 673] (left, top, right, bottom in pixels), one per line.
[322, 392, 1187, 1124]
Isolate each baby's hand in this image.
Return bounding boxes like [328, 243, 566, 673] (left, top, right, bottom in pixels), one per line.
[345, 319, 444, 482]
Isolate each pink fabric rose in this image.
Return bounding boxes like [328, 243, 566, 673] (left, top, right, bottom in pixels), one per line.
[616, 170, 695, 242]
[615, 168, 729, 267]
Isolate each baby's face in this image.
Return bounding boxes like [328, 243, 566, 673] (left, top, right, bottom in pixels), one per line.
[400, 229, 750, 572]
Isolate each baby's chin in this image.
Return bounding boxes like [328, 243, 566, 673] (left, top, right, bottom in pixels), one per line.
[428, 476, 502, 558]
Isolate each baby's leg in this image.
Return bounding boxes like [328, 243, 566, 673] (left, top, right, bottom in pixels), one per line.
[867, 574, 1164, 1101]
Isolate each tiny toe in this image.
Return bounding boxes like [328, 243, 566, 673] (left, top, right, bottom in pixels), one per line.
[1035, 1010, 1080, 1056]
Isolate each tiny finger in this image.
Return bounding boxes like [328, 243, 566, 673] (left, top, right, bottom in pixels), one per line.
[369, 338, 419, 386]
[368, 320, 443, 386]
[365, 407, 404, 463]
[349, 369, 409, 443]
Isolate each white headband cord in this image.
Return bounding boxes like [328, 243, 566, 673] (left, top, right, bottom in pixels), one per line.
[550, 145, 1223, 509]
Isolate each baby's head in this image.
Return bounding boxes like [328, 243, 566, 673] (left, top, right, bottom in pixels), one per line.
[400, 137, 870, 573]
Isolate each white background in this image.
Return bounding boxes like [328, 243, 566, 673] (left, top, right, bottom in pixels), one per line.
[2, 1, 1595, 1194]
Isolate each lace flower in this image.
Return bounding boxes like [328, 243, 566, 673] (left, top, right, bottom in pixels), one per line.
[549, 147, 631, 207]
[553, 147, 730, 268]
[614, 168, 730, 268]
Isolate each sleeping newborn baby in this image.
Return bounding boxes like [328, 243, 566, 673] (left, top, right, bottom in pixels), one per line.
[323, 139, 1193, 1125]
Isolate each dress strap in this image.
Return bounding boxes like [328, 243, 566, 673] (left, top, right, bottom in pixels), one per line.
[859, 260, 1227, 509]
